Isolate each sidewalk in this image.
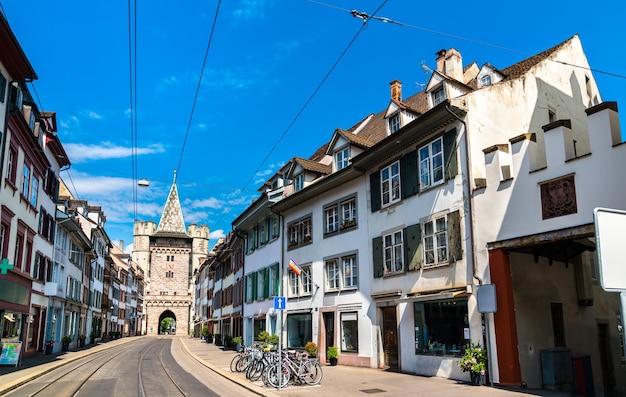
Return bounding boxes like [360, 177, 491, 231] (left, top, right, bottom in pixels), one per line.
[0, 336, 572, 397]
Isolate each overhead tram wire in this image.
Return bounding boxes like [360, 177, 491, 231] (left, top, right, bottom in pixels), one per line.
[309, 0, 626, 80]
[128, 0, 139, 221]
[174, 0, 222, 179]
[210, 0, 389, 230]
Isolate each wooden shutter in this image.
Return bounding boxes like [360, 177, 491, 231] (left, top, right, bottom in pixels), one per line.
[404, 223, 423, 271]
[443, 128, 458, 180]
[263, 267, 270, 299]
[273, 263, 280, 296]
[252, 272, 258, 301]
[447, 210, 463, 261]
[401, 151, 419, 198]
[372, 236, 383, 278]
[370, 171, 381, 212]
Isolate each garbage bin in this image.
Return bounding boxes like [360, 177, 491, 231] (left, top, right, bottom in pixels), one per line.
[572, 354, 594, 397]
[540, 348, 573, 390]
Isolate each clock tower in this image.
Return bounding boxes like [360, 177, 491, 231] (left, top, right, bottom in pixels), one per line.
[132, 173, 209, 335]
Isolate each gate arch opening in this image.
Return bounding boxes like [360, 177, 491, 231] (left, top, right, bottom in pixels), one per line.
[158, 310, 177, 335]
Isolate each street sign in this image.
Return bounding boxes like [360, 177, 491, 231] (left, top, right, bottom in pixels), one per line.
[594, 208, 626, 291]
[274, 296, 286, 310]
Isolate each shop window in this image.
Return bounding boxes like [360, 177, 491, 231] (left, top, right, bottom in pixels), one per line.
[287, 312, 311, 349]
[340, 312, 358, 352]
[413, 298, 468, 357]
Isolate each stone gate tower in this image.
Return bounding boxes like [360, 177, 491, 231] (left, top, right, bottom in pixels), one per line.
[132, 174, 209, 335]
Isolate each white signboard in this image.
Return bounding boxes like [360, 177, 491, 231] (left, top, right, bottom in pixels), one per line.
[594, 208, 626, 291]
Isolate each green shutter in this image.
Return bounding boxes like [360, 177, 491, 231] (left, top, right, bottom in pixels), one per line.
[404, 223, 422, 272]
[370, 171, 381, 212]
[372, 236, 383, 278]
[443, 128, 458, 180]
[263, 267, 270, 299]
[273, 263, 280, 296]
[447, 210, 462, 261]
[401, 151, 419, 198]
[252, 272, 258, 301]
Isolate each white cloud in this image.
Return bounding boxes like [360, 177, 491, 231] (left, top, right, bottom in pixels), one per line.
[184, 197, 224, 209]
[64, 142, 165, 163]
[232, 0, 268, 20]
[209, 229, 226, 240]
[88, 111, 103, 120]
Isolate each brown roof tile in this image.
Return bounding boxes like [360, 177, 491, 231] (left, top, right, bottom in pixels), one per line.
[295, 157, 331, 175]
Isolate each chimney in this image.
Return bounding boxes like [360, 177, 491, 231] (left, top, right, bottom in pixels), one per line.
[119, 240, 124, 252]
[435, 48, 463, 82]
[390, 80, 402, 102]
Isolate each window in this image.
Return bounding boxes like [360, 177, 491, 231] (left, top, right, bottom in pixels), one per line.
[423, 215, 448, 267]
[414, 299, 468, 356]
[480, 75, 492, 87]
[7, 147, 17, 185]
[30, 176, 39, 207]
[21, 164, 30, 198]
[287, 216, 312, 248]
[245, 272, 257, 303]
[325, 205, 339, 234]
[340, 312, 358, 352]
[288, 265, 311, 297]
[419, 137, 444, 189]
[551, 302, 565, 348]
[383, 230, 403, 274]
[326, 253, 358, 291]
[0, 72, 6, 103]
[166, 270, 174, 278]
[342, 255, 358, 288]
[432, 85, 446, 106]
[268, 263, 279, 297]
[389, 113, 400, 133]
[294, 173, 304, 192]
[381, 161, 400, 206]
[336, 147, 349, 171]
[287, 312, 312, 349]
[340, 197, 356, 229]
[14, 233, 24, 271]
[325, 259, 339, 290]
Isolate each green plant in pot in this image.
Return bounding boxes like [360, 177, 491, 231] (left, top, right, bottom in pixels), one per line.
[61, 335, 72, 351]
[327, 345, 338, 366]
[232, 336, 243, 352]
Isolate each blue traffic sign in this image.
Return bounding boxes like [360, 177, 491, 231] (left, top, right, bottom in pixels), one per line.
[274, 296, 286, 310]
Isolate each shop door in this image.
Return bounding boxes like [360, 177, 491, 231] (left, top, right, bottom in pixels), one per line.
[382, 306, 398, 369]
[324, 312, 335, 350]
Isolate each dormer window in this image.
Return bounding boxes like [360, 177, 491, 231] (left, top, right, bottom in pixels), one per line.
[481, 75, 492, 87]
[294, 174, 304, 192]
[389, 113, 401, 133]
[432, 85, 446, 106]
[335, 147, 349, 171]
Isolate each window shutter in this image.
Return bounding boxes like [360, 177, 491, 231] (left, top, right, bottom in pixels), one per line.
[401, 151, 419, 198]
[274, 263, 280, 296]
[443, 128, 458, 180]
[263, 267, 270, 298]
[447, 210, 462, 261]
[252, 272, 258, 301]
[372, 236, 383, 278]
[404, 223, 422, 271]
[370, 171, 381, 212]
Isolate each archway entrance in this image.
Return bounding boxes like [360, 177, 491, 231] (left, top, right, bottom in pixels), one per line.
[158, 310, 177, 335]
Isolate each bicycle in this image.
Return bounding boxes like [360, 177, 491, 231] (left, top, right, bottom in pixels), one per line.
[265, 350, 323, 388]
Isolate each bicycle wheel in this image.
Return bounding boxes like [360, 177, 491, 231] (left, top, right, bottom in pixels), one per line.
[266, 363, 290, 388]
[301, 360, 323, 385]
[237, 354, 251, 372]
[230, 354, 242, 372]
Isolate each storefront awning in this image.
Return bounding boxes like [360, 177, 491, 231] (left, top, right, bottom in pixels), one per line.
[402, 289, 469, 303]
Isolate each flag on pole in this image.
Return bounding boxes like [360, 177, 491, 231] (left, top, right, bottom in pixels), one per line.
[288, 258, 302, 276]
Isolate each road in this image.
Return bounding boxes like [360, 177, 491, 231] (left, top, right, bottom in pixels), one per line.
[3, 337, 258, 397]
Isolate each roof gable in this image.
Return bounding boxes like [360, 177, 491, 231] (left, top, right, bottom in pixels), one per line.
[157, 174, 187, 236]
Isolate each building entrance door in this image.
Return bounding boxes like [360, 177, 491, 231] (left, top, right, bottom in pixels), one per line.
[381, 306, 398, 369]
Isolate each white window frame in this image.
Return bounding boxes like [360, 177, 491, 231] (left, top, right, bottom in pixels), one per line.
[336, 147, 349, 170]
[423, 214, 449, 267]
[22, 163, 30, 198]
[342, 255, 358, 288]
[289, 265, 312, 297]
[287, 216, 312, 248]
[381, 161, 401, 206]
[389, 113, 401, 133]
[325, 259, 340, 291]
[419, 137, 444, 189]
[383, 230, 403, 275]
[432, 85, 446, 106]
[325, 204, 339, 234]
[294, 173, 304, 192]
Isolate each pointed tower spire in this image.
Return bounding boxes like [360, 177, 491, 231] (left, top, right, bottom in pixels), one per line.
[157, 171, 187, 235]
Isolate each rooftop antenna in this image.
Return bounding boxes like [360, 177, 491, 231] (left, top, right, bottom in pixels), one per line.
[421, 61, 433, 75]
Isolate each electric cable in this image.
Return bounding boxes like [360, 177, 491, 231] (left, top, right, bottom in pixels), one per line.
[128, 0, 139, 221]
[308, 0, 626, 80]
[174, 0, 222, 179]
[209, 0, 389, 231]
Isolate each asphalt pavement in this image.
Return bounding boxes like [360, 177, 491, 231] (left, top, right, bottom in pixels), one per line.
[0, 336, 572, 397]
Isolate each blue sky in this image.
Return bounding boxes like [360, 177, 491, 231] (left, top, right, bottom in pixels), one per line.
[2, 0, 625, 251]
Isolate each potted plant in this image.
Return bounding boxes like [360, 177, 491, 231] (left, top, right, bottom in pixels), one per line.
[224, 334, 233, 349]
[201, 325, 208, 341]
[206, 333, 213, 343]
[62, 336, 72, 351]
[78, 334, 86, 348]
[457, 342, 487, 385]
[267, 334, 279, 350]
[232, 336, 243, 352]
[44, 340, 54, 355]
[214, 333, 223, 346]
[327, 345, 338, 366]
[305, 341, 318, 357]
